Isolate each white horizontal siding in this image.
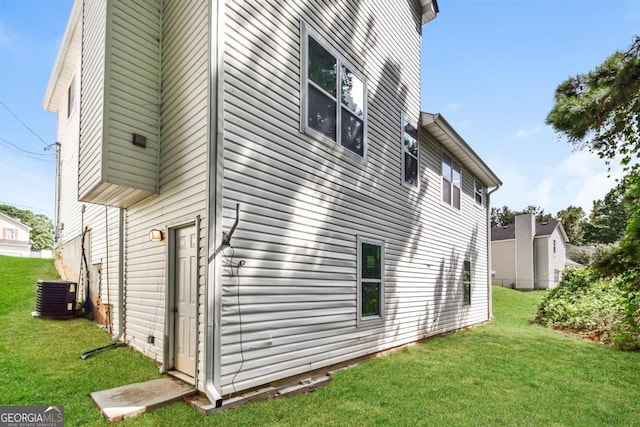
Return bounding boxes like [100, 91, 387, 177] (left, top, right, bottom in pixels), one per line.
[104, 0, 160, 193]
[78, 0, 106, 199]
[123, 0, 209, 377]
[217, 0, 481, 395]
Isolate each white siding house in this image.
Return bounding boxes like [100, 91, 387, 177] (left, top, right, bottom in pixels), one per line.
[44, 0, 501, 405]
[491, 213, 569, 290]
[0, 212, 31, 257]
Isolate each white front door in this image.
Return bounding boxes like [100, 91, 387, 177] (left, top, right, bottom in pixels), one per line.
[174, 225, 197, 377]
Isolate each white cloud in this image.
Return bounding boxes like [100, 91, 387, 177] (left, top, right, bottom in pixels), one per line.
[515, 124, 543, 139]
[534, 177, 553, 209]
[446, 102, 462, 112]
[491, 150, 622, 216]
[0, 19, 15, 50]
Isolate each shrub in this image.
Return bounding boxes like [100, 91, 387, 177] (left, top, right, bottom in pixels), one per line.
[533, 267, 639, 349]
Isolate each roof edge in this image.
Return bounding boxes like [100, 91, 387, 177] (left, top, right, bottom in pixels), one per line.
[421, 112, 502, 188]
[421, 0, 439, 24]
[43, 0, 81, 112]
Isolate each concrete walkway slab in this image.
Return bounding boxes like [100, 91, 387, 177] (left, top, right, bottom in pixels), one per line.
[90, 377, 196, 423]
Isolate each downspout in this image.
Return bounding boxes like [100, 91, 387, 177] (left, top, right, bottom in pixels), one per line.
[204, 0, 223, 408]
[113, 207, 125, 341]
[54, 141, 62, 244]
[486, 184, 501, 321]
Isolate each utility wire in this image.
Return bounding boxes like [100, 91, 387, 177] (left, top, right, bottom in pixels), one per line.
[0, 139, 55, 162]
[0, 137, 54, 156]
[0, 99, 50, 147]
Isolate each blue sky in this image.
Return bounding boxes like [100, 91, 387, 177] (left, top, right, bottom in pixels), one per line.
[0, 1, 638, 221]
[422, 0, 639, 215]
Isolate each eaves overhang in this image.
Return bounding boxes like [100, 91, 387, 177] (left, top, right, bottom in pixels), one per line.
[420, 0, 439, 24]
[421, 112, 502, 189]
[43, 0, 81, 112]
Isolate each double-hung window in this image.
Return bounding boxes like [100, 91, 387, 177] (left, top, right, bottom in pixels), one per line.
[302, 24, 367, 157]
[402, 116, 418, 187]
[474, 180, 483, 205]
[357, 237, 384, 324]
[463, 260, 471, 305]
[442, 153, 461, 209]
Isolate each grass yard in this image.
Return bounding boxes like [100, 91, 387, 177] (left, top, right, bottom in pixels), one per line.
[1, 256, 639, 426]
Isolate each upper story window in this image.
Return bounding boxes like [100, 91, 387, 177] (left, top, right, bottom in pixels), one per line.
[474, 180, 484, 205]
[553, 239, 556, 254]
[302, 24, 367, 157]
[67, 75, 76, 118]
[402, 116, 418, 187]
[442, 153, 461, 209]
[357, 236, 385, 325]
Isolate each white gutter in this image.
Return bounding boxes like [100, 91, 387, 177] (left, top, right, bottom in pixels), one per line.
[204, 0, 224, 409]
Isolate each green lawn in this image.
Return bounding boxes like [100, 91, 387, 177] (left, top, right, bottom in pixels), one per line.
[1, 256, 639, 426]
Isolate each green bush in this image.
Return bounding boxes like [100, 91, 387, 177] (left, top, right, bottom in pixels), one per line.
[533, 267, 640, 350]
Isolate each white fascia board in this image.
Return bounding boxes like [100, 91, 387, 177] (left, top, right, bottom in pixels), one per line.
[43, 0, 81, 112]
[421, 112, 502, 188]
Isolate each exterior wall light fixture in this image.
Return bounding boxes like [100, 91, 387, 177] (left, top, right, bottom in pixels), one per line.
[149, 229, 164, 242]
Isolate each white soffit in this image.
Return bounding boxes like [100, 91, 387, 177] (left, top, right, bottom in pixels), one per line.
[421, 112, 502, 188]
[420, 0, 439, 24]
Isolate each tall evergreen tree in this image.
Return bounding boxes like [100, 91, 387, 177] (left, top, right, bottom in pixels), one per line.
[547, 36, 640, 284]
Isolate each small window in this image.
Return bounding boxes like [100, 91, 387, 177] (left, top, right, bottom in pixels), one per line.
[6, 228, 15, 240]
[442, 153, 461, 209]
[474, 180, 483, 205]
[357, 237, 385, 324]
[554, 269, 561, 283]
[463, 260, 471, 305]
[402, 116, 418, 187]
[67, 75, 76, 118]
[302, 24, 367, 157]
[553, 239, 556, 254]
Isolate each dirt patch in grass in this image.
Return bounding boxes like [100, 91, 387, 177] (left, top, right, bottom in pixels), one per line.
[553, 326, 612, 345]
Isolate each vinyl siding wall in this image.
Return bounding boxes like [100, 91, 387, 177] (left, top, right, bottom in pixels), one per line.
[103, 0, 160, 192]
[535, 229, 567, 289]
[123, 0, 209, 380]
[218, 0, 490, 394]
[491, 240, 516, 287]
[78, 0, 106, 199]
[53, 7, 123, 336]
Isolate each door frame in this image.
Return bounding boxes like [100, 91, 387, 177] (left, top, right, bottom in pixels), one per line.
[164, 217, 201, 385]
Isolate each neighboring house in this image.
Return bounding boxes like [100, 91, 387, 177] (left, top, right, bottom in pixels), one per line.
[43, 0, 501, 405]
[0, 212, 31, 257]
[491, 213, 569, 290]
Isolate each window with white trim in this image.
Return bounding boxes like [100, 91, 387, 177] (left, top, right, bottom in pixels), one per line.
[463, 260, 471, 305]
[442, 153, 461, 209]
[67, 75, 75, 118]
[357, 237, 384, 324]
[554, 269, 561, 283]
[402, 116, 418, 187]
[474, 180, 483, 205]
[302, 24, 367, 157]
